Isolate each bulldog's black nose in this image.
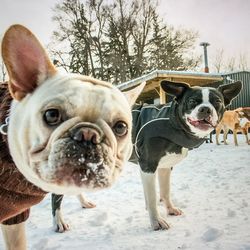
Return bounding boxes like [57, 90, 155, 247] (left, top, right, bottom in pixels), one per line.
[72, 127, 101, 145]
[198, 106, 212, 119]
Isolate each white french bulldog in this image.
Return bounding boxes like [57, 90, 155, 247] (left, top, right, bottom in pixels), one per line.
[0, 25, 144, 250]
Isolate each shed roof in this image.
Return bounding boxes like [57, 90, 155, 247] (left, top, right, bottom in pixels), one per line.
[118, 70, 223, 92]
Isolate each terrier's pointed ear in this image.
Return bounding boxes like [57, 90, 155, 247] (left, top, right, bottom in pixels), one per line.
[218, 81, 242, 107]
[160, 80, 190, 98]
[123, 81, 146, 106]
[1, 24, 57, 100]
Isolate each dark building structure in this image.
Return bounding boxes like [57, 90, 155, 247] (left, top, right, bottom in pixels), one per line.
[221, 71, 250, 109]
[118, 70, 250, 109]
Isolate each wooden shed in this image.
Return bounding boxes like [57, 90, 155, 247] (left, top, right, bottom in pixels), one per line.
[118, 70, 223, 104]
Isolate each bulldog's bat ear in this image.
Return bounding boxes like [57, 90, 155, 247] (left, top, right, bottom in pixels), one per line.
[123, 81, 146, 106]
[161, 80, 190, 98]
[1, 24, 57, 100]
[218, 81, 242, 107]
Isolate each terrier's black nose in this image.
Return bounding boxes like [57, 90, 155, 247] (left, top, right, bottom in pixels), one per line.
[198, 106, 212, 119]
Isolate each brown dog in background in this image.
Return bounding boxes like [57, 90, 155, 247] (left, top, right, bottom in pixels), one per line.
[216, 107, 250, 146]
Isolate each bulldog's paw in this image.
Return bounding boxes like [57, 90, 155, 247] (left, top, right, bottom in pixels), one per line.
[53, 210, 70, 233]
[77, 194, 96, 209]
[168, 206, 183, 216]
[81, 200, 96, 209]
[151, 217, 170, 230]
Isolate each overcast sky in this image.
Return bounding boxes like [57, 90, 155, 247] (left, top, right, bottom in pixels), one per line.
[0, 0, 249, 72]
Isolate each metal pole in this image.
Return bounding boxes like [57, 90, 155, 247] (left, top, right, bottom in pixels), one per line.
[200, 42, 210, 73]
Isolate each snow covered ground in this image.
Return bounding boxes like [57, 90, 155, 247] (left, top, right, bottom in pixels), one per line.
[0, 134, 250, 250]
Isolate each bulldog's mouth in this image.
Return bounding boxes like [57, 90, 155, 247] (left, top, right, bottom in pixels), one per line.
[38, 138, 116, 190]
[187, 117, 216, 131]
[54, 159, 112, 189]
[53, 145, 111, 189]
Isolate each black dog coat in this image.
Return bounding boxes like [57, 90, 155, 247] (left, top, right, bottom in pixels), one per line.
[132, 102, 206, 173]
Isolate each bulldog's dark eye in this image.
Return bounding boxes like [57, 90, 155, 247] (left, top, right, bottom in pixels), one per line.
[113, 121, 128, 137]
[43, 109, 61, 125]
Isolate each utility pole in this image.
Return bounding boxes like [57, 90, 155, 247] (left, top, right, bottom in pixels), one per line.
[200, 42, 210, 73]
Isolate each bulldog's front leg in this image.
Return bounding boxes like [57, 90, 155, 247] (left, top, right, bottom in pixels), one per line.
[140, 170, 170, 230]
[158, 168, 182, 216]
[1, 222, 26, 250]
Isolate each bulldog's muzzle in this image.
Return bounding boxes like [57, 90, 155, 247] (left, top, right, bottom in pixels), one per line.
[31, 121, 115, 190]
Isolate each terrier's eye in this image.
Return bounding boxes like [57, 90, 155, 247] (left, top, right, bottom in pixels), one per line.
[43, 109, 61, 126]
[188, 99, 197, 105]
[215, 99, 222, 104]
[113, 121, 128, 137]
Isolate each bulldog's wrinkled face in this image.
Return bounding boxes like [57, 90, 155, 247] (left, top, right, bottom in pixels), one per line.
[180, 87, 225, 138]
[7, 75, 135, 194]
[8, 75, 136, 194]
[2, 25, 144, 195]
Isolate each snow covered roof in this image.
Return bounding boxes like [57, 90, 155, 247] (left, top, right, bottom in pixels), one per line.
[118, 69, 223, 91]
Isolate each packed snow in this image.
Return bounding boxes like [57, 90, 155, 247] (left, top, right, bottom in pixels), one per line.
[0, 134, 249, 250]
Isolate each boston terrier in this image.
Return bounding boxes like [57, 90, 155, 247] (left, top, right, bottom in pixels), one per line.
[132, 80, 242, 230]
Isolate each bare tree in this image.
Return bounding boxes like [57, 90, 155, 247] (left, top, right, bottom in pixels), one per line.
[226, 56, 236, 72]
[213, 49, 224, 73]
[104, 0, 136, 82]
[50, 0, 93, 75]
[149, 27, 200, 71]
[212, 50, 250, 73]
[104, 0, 162, 81]
[238, 53, 249, 71]
[130, 0, 157, 76]
[50, 0, 200, 84]
[0, 60, 7, 82]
